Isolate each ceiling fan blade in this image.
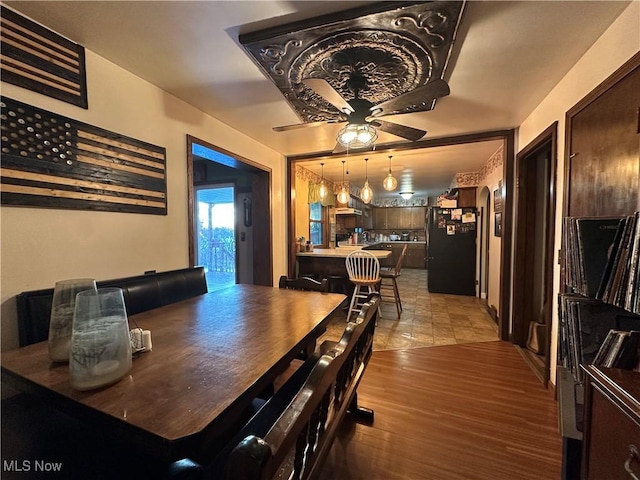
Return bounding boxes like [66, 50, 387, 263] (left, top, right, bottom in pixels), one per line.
[371, 119, 426, 142]
[273, 119, 343, 132]
[303, 78, 355, 114]
[371, 79, 450, 116]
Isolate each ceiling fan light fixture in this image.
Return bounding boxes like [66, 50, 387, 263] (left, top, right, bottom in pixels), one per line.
[337, 123, 377, 148]
[361, 157, 373, 204]
[383, 155, 397, 191]
[399, 191, 414, 200]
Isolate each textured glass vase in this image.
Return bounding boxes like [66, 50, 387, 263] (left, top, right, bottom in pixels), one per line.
[69, 287, 132, 391]
[48, 278, 97, 362]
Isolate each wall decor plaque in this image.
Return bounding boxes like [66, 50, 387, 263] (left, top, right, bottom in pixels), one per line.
[1, 6, 88, 108]
[0, 97, 167, 215]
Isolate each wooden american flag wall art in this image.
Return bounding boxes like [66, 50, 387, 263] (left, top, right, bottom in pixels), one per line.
[0, 97, 167, 215]
[1, 6, 88, 109]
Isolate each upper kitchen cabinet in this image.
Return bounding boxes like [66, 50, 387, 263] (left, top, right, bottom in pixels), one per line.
[456, 187, 477, 208]
[373, 207, 426, 230]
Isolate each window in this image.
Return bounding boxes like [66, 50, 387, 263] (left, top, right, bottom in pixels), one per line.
[309, 202, 325, 246]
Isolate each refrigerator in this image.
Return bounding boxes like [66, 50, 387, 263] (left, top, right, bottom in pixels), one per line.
[426, 207, 477, 296]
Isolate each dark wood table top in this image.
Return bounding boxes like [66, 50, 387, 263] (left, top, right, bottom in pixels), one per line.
[1, 284, 346, 461]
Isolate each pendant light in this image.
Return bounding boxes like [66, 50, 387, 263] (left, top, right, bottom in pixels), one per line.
[337, 160, 350, 204]
[383, 155, 397, 191]
[361, 157, 373, 204]
[318, 162, 328, 201]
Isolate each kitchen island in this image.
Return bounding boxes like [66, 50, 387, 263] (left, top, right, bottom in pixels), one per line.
[296, 247, 391, 293]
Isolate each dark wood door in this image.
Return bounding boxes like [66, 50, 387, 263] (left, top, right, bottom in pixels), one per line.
[568, 63, 640, 217]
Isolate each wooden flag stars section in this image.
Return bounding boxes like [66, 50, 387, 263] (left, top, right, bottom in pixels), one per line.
[0, 97, 167, 215]
[1, 6, 88, 108]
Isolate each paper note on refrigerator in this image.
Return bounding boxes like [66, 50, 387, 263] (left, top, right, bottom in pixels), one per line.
[462, 212, 476, 223]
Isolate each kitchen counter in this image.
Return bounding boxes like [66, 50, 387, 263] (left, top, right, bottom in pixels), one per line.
[297, 247, 391, 259]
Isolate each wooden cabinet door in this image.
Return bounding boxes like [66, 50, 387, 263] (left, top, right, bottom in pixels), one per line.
[405, 244, 426, 268]
[374, 208, 388, 229]
[457, 188, 477, 208]
[410, 207, 426, 229]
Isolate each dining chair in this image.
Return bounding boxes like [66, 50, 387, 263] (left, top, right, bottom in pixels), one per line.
[379, 244, 407, 319]
[345, 250, 380, 321]
[278, 275, 328, 292]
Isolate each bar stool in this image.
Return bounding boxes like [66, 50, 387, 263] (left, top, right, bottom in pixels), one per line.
[379, 244, 407, 319]
[345, 250, 380, 321]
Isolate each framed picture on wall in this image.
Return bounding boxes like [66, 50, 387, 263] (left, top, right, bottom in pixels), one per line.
[494, 189, 503, 213]
[494, 212, 502, 237]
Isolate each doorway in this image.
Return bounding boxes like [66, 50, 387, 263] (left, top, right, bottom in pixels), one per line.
[512, 123, 557, 386]
[195, 185, 237, 291]
[187, 135, 273, 286]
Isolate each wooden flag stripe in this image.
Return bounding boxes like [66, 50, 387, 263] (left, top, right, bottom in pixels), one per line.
[0, 17, 79, 60]
[1, 183, 166, 209]
[77, 131, 165, 161]
[1, 168, 166, 199]
[1, 24, 80, 72]
[0, 56, 81, 95]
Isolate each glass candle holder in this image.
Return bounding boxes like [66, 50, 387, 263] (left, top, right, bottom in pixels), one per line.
[48, 278, 97, 362]
[69, 287, 132, 391]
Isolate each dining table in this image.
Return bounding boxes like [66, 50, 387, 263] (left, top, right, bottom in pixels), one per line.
[1, 284, 347, 468]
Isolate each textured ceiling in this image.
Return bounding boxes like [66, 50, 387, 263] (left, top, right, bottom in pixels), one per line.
[240, 2, 464, 124]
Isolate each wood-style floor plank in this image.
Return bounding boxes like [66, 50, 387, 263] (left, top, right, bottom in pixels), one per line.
[319, 341, 562, 480]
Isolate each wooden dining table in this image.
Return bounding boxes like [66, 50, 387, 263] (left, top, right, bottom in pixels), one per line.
[1, 284, 346, 467]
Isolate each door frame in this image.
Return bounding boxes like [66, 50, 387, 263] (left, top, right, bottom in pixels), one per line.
[186, 135, 273, 285]
[286, 129, 515, 341]
[512, 122, 558, 386]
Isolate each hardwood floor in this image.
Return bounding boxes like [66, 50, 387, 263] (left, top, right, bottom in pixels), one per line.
[319, 341, 562, 480]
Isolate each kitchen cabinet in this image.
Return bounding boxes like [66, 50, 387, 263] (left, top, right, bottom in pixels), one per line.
[373, 207, 426, 231]
[405, 243, 426, 268]
[456, 187, 477, 207]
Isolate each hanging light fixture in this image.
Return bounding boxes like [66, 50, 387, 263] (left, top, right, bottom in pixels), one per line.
[361, 157, 373, 204]
[337, 160, 350, 204]
[336, 123, 377, 149]
[318, 162, 328, 201]
[383, 155, 397, 191]
[399, 191, 414, 200]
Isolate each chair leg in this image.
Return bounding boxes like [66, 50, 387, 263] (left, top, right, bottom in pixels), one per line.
[347, 285, 361, 321]
[392, 278, 402, 316]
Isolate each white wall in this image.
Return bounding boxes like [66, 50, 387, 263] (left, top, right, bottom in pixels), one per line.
[517, 2, 640, 384]
[1, 49, 286, 351]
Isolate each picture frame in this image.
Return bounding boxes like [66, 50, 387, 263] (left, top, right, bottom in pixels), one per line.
[494, 212, 502, 237]
[494, 188, 503, 213]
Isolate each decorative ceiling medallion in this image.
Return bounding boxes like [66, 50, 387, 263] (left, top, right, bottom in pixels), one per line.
[240, 1, 464, 123]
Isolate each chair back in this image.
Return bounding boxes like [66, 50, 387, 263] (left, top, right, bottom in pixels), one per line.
[395, 244, 408, 275]
[278, 275, 328, 292]
[345, 250, 380, 283]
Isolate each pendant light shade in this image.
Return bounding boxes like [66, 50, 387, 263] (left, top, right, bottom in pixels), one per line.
[383, 155, 397, 191]
[399, 191, 414, 200]
[318, 163, 328, 200]
[337, 160, 350, 204]
[361, 157, 373, 204]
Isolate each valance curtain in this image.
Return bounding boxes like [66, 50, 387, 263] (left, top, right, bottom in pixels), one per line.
[308, 181, 335, 206]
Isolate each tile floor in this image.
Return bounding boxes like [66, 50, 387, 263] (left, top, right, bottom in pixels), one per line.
[321, 269, 499, 351]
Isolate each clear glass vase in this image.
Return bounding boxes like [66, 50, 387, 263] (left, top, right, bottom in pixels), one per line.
[69, 287, 132, 391]
[48, 278, 97, 362]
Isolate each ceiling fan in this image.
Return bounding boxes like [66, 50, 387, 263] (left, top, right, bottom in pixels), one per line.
[273, 72, 450, 151]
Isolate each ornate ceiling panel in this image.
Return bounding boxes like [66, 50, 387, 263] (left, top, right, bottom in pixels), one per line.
[240, 1, 465, 123]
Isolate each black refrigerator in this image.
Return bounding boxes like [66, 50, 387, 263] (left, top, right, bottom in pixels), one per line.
[426, 207, 477, 296]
